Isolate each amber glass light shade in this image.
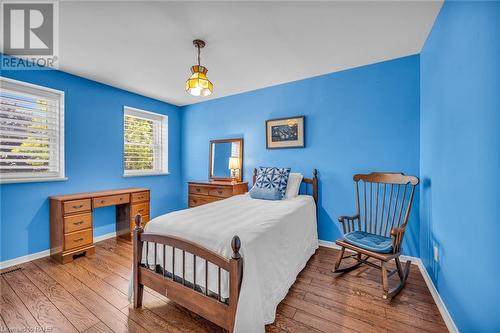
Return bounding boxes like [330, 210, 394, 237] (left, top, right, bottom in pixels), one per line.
[186, 65, 213, 97]
[228, 156, 239, 170]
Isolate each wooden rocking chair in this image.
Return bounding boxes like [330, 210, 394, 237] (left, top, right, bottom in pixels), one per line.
[334, 172, 419, 300]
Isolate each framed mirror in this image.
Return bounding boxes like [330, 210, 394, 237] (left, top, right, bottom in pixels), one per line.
[209, 138, 243, 182]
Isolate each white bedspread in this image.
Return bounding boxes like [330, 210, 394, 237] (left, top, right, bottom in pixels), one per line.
[132, 194, 318, 333]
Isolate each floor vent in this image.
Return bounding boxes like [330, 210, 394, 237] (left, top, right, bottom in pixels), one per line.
[0, 267, 22, 275]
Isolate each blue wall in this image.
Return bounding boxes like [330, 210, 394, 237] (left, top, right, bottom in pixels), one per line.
[182, 55, 421, 257]
[0, 55, 183, 262]
[420, 2, 500, 332]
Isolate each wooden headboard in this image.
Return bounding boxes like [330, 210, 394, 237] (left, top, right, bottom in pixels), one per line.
[252, 168, 318, 204]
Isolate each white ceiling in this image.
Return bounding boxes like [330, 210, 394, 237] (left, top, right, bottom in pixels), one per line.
[58, 1, 442, 106]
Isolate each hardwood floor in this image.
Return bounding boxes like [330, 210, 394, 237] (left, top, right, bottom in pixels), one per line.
[0, 238, 448, 333]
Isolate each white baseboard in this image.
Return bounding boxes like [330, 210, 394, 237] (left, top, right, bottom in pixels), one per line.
[0, 249, 50, 270]
[414, 260, 459, 333]
[94, 231, 117, 243]
[0, 231, 117, 270]
[318, 240, 458, 333]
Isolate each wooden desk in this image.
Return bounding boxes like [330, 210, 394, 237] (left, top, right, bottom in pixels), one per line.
[50, 188, 150, 263]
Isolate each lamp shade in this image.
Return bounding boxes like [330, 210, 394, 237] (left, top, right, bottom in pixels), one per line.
[186, 65, 213, 97]
[228, 157, 239, 170]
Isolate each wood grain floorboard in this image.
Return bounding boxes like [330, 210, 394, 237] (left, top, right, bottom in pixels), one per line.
[293, 310, 357, 333]
[73, 286, 148, 333]
[20, 261, 100, 332]
[94, 245, 132, 269]
[34, 257, 85, 292]
[2, 268, 79, 333]
[271, 312, 324, 333]
[0, 277, 43, 333]
[284, 294, 379, 333]
[0, 314, 8, 332]
[60, 261, 130, 309]
[1, 239, 448, 333]
[83, 322, 115, 333]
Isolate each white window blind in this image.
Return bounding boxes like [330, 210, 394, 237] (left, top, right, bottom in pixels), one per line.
[231, 142, 240, 157]
[124, 106, 168, 176]
[0, 77, 65, 183]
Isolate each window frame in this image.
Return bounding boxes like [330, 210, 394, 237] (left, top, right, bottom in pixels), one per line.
[0, 77, 66, 184]
[123, 106, 168, 177]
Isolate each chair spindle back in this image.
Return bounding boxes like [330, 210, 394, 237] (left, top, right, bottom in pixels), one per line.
[353, 173, 419, 238]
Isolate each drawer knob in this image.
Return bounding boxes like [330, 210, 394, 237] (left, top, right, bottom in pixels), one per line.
[73, 204, 83, 209]
[138, 209, 144, 213]
[196, 188, 200, 192]
[119, 198, 123, 201]
[74, 221, 84, 225]
[217, 190, 222, 194]
[193, 200, 197, 203]
[74, 238, 84, 242]
[101, 200, 105, 203]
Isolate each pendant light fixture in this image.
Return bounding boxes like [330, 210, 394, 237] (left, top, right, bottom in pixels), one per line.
[185, 39, 213, 97]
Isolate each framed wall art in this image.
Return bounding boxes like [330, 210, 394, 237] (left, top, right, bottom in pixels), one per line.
[266, 116, 305, 149]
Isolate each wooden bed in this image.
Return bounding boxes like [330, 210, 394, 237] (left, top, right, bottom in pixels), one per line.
[132, 169, 318, 332]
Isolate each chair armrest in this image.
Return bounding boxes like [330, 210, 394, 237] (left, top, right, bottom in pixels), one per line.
[337, 214, 360, 234]
[390, 226, 405, 253]
[338, 214, 359, 223]
[390, 226, 405, 237]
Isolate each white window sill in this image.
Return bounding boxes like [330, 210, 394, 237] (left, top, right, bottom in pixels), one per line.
[0, 177, 68, 184]
[123, 172, 170, 178]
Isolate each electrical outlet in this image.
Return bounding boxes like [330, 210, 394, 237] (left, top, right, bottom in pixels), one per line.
[433, 245, 439, 262]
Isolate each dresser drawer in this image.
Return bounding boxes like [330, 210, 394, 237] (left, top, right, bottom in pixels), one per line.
[63, 199, 91, 214]
[131, 202, 150, 217]
[93, 194, 130, 208]
[64, 229, 93, 251]
[189, 185, 209, 196]
[131, 191, 149, 203]
[208, 187, 233, 198]
[189, 194, 222, 207]
[64, 213, 92, 233]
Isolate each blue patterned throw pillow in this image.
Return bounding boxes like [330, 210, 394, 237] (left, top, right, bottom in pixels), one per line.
[255, 167, 275, 189]
[255, 167, 291, 198]
[271, 167, 291, 197]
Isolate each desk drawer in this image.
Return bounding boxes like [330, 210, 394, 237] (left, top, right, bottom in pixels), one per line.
[189, 194, 222, 208]
[189, 185, 209, 195]
[64, 229, 92, 251]
[208, 187, 233, 198]
[64, 199, 91, 214]
[131, 191, 149, 203]
[64, 213, 92, 233]
[93, 194, 130, 208]
[131, 202, 150, 217]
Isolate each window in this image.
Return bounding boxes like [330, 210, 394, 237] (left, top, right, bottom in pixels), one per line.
[123, 106, 168, 176]
[0, 77, 65, 184]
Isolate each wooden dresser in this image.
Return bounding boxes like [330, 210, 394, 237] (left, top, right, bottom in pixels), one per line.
[50, 188, 150, 264]
[188, 181, 248, 208]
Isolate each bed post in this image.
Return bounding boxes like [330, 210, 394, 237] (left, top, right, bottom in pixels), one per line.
[228, 235, 243, 333]
[133, 214, 144, 308]
[312, 169, 318, 204]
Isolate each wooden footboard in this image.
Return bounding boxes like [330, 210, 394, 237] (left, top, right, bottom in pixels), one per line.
[133, 214, 243, 332]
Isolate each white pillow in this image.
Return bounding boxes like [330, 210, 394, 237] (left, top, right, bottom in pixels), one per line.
[284, 173, 303, 199]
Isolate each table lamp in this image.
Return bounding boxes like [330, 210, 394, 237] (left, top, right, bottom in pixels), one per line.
[228, 157, 240, 182]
